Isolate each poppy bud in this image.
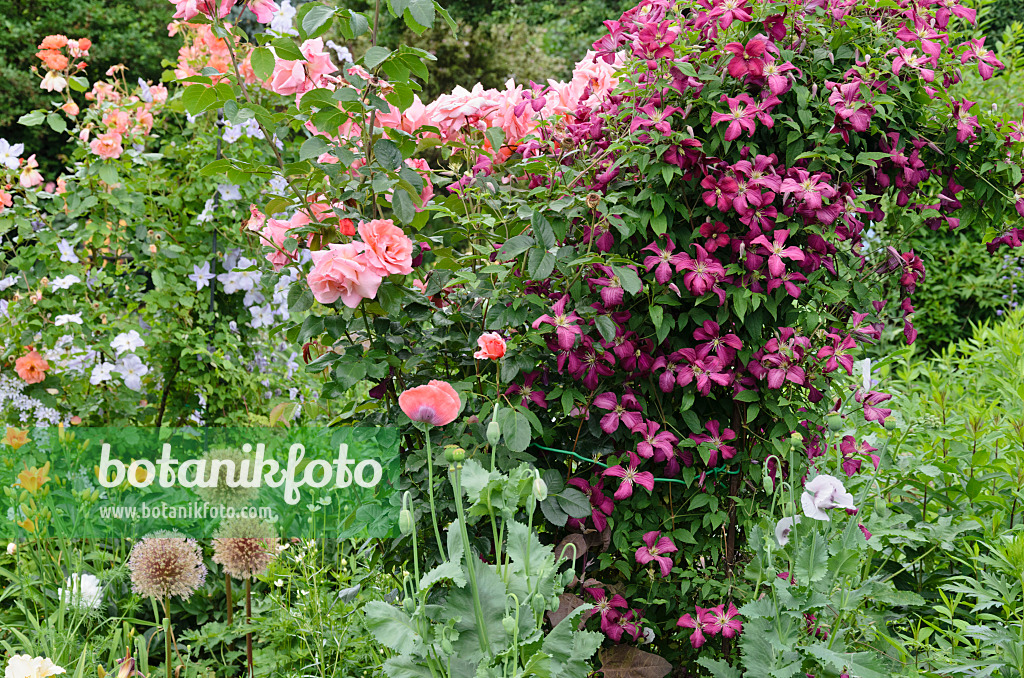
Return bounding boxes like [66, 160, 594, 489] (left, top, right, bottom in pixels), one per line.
[532, 472, 548, 502]
[501, 615, 516, 634]
[486, 420, 501, 447]
[826, 414, 843, 431]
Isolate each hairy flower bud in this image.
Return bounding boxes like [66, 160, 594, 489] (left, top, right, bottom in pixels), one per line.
[486, 420, 501, 447]
[826, 414, 843, 432]
[532, 472, 548, 502]
[399, 509, 414, 535]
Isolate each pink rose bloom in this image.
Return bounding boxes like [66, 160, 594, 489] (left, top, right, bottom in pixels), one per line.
[357, 219, 413, 276]
[268, 38, 337, 95]
[260, 218, 298, 271]
[247, 0, 278, 22]
[474, 332, 506, 360]
[0, 190, 13, 213]
[19, 155, 43, 188]
[306, 242, 382, 307]
[170, 0, 235, 21]
[90, 132, 124, 160]
[103, 110, 131, 135]
[149, 84, 169, 104]
[134, 109, 154, 134]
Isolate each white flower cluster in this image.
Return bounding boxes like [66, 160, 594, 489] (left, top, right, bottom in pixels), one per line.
[222, 118, 265, 144]
[0, 375, 64, 426]
[89, 330, 150, 391]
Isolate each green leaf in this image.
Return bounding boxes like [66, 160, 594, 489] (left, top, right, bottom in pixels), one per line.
[803, 645, 888, 678]
[373, 138, 402, 170]
[97, 164, 118, 186]
[532, 210, 556, 249]
[271, 37, 304, 61]
[392, 189, 416, 224]
[539, 496, 569, 527]
[594, 315, 616, 343]
[301, 4, 335, 39]
[300, 136, 329, 161]
[363, 46, 392, 69]
[287, 285, 314, 314]
[794, 532, 828, 584]
[67, 75, 88, 92]
[18, 110, 46, 126]
[46, 113, 66, 133]
[696, 658, 741, 678]
[498, 234, 534, 260]
[527, 248, 556, 280]
[419, 519, 467, 588]
[363, 601, 420, 654]
[406, 0, 434, 28]
[555, 488, 591, 520]
[497, 407, 531, 452]
[250, 47, 275, 81]
[332, 360, 367, 390]
[614, 266, 641, 295]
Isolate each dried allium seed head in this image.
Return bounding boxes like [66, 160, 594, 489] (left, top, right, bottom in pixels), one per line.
[194, 447, 260, 508]
[212, 516, 279, 580]
[127, 534, 207, 600]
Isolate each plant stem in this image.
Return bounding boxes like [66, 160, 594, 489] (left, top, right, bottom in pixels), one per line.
[246, 579, 254, 678]
[452, 465, 491, 657]
[226, 574, 233, 625]
[424, 428, 446, 559]
[163, 598, 172, 678]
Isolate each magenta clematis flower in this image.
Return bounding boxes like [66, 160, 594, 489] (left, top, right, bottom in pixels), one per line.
[751, 229, 805, 278]
[630, 103, 681, 137]
[960, 37, 1004, 80]
[677, 245, 727, 304]
[607, 609, 641, 643]
[635, 530, 677, 577]
[703, 0, 752, 30]
[642, 238, 688, 284]
[589, 264, 631, 306]
[779, 169, 838, 211]
[817, 333, 857, 375]
[569, 478, 615, 532]
[931, 0, 976, 27]
[603, 452, 656, 500]
[690, 420, 737, 467]
[839, 435, 880, 477]
[677, 606, 713, 649]
[892, 47, 936, 82]
[709, 93, 759, 141]
[701, 174, 739, 212]
[760, 56, 798, 95]
[951, 98, 979, 143]
[593, 391, 644, 434]
[652, 350, 686, 393]
[766, 269, 806, 298]
[827, 79, 875, 143]
[676, 346, 733, 395]
[704, 603, 742, 638]
[584, 587, 628, 631]
[699, 220, 730, 252]
[573, 336, 616, 390]
[856, 389, 893, 424]
[724, 39, 767, 78]
[505, 371, 549, 409]
[532, 295, 583, 349]
[693, 320, 743, 364]
[632, 420, 678, 460]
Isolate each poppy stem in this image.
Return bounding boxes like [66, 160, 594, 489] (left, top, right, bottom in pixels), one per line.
[424, 429, 446, 559]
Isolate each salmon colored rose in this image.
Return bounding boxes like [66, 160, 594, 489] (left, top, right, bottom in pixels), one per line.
[90, 132, 123, 160]
[259, 217, 299, 272]
[306, 242, 382, 308]
[474, 332, 506, 360]
[358, 219, 414, 276]
[399, 380, 461, 426]
[15, 349, 49, 384]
